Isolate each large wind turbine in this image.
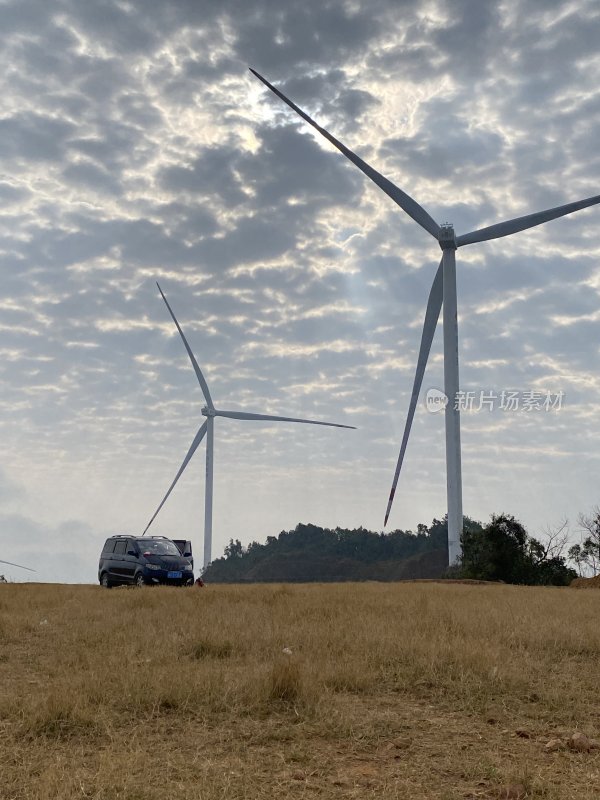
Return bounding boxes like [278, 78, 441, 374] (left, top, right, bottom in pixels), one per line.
[250, 68, 600, 565]
[144, 283, 356, 569]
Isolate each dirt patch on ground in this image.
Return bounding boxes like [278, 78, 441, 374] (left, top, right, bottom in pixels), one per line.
[570, 575, 600, 588]
[401, 578, 504, 585]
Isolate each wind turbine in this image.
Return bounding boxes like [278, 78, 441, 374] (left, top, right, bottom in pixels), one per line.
[0, 559, 36, 574]
[144, 283, 356, 569]
[250, 68, 600, 565]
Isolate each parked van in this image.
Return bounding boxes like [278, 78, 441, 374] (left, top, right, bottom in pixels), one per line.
[98, 535, 194, 587]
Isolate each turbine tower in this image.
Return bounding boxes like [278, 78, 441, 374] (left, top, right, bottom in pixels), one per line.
[144, 283, 356, 569]
[250, 68, 600, 565]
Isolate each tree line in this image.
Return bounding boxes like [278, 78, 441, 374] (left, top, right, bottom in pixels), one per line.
[202, 512, 579, 585]
[567, 507, 600, 576]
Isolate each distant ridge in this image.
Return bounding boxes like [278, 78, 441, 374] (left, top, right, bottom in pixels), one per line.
[203, 520, 454, 583]
[203, 514, 576, 586]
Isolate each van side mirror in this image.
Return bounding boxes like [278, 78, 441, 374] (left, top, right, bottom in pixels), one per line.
[127, 550, 137, 557]
[184, 552, 192, 558]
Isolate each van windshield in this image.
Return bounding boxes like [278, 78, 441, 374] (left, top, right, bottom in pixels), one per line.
[136, 539, 181, 556]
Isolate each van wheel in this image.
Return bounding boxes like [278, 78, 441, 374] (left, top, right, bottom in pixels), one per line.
[100, 573, 112, 589]
[134, 572, 146, 588]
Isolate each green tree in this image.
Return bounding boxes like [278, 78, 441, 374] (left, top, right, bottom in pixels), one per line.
[461, 513, 575, 585]
[224, 539, 244, 559]
[568, 507, 600, 575]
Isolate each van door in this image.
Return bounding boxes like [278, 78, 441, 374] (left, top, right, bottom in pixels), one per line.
[122, 542, 139, 581]
[110, 539, 127, 579]
[100, 539, 116, 577]
[173, 539, 193, 570]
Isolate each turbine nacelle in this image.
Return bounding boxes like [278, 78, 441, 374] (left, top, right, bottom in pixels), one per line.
[438, 223, 457, 250]
[201, 405, 216, 418]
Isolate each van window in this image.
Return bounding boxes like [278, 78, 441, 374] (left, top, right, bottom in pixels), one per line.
[113, 540, 127, 555]
[172, 540, 192, 556]
[103, 539, 116, 553]
[136, 539, 180, 556]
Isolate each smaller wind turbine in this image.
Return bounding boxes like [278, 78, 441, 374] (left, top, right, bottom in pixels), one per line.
[144, 283, 356, 569]
[0, 559, 36, 573]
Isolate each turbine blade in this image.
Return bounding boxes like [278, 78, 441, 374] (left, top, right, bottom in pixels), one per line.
[156, 283, 214, 409]
[216, 409, 356, 429]
[384, 259, 443, 527]
[143, 421, 208, 535]
[250, 68, 440, 240]
[457, 193, 600, 247]
[0, 558, 36, 572]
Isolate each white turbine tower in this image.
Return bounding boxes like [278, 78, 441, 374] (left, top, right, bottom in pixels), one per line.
[250, 68, 600, 565]
[144, 283, 356, 569]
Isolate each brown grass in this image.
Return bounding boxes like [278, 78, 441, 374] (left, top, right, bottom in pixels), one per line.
[0, 582, 599, 799]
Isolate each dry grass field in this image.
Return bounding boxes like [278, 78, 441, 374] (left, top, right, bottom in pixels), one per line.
[1, 581, 600, 800]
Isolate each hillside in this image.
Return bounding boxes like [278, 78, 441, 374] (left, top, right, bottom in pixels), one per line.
[203, 514, 577, 586]
[203, 519, 455, 583]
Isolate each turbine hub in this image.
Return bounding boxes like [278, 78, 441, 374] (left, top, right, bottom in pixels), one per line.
[438, 223, 457, 250]
[201, 406, 216, 418]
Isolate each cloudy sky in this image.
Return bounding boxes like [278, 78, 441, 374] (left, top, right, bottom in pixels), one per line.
[0, 0, 599, 582]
